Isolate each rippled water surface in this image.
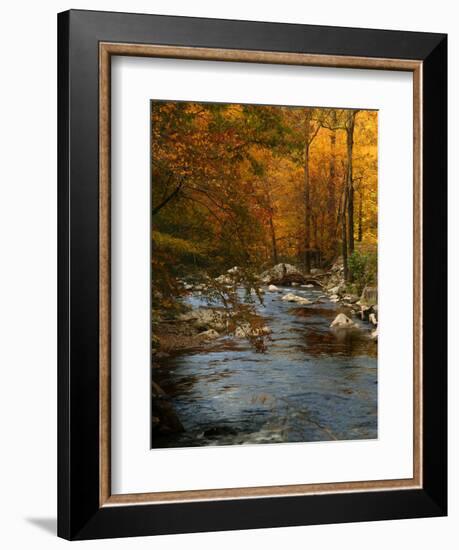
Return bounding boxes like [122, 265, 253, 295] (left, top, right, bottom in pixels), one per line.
[152, 287, 377, 448]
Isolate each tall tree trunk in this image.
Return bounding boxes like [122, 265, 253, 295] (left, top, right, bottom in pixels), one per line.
[320, 210, 326, 256]
[342, 186, 349, 282]
[268, 214, 278, 265]
[346, 111, 357, 256]
[358, 188, 363, 242]
[296, 231, 303, 265]
[303, 110, 312, 273]
[348, 187, 354, 254]
[264, 182, 279, 265]
[313, 214, 318, 254]
[328, 111, 337, 256]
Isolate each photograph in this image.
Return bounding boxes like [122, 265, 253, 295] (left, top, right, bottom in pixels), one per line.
[150, 100, 379, 448]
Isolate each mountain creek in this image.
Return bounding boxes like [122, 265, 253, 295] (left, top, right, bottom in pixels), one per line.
[152, 284, 377, 448]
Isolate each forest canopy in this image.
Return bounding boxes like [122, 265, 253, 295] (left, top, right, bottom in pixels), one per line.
[151, 101, 377, 321]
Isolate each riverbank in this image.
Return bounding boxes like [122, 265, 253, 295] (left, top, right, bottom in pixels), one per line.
[153, 260, 378, 360]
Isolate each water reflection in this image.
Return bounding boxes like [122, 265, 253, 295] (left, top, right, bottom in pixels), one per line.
[152, 286, 377, 448]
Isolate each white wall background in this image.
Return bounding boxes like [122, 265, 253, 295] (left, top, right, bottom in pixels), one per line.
[0, 1, 455, 548]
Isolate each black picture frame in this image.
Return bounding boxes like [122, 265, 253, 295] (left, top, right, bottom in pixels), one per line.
[58, 9, 447, 540]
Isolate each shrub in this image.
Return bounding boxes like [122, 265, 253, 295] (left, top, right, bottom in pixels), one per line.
[348, 249, 377, 295]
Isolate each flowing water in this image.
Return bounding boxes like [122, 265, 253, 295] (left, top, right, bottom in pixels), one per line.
[152, 286, 377, 448]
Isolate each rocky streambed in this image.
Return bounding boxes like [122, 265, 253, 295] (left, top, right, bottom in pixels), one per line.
[151, 263, 378, 448]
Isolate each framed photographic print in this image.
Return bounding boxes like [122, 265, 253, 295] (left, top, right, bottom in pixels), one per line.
[58, 9, 447, 540]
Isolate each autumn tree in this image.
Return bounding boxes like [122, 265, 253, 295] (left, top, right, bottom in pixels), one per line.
[151, 100, 377, 312]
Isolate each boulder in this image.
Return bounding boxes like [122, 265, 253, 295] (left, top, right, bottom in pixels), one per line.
[310, 268, 324, 275]
[214, 274, 233, 285]
[328, 283, 345, 295]
[179, 308, 227, 332]
[260, 263, 305, 285]
[281, 292, 299, 302]
[371, 328, 378, 340]
[234, 324, 271, 338]
[198, 329, 220, 340]
[281, 293, 312, 305]
[296, 297, 313, 305]
[257, 325, 271, 335]
[359, 304, 377, 323]
[360, 285, 378, 305]
[330, 257, 344, 272]
[268, 284, 280, 292]
[343, 294, 359, 304]
[330, 313, 357, 329]
[234, 326, 246, 337]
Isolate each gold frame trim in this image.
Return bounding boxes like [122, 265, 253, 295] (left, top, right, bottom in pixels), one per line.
[99, 42, 423, 507]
